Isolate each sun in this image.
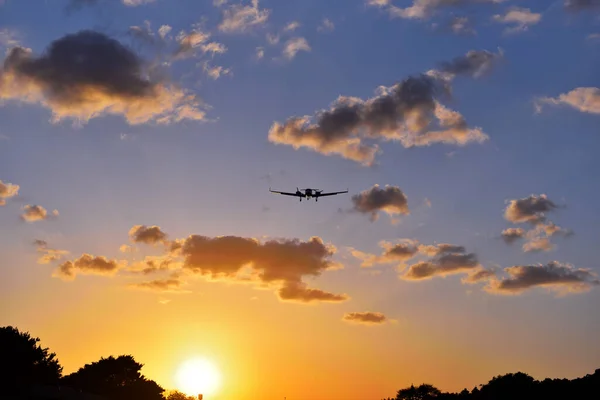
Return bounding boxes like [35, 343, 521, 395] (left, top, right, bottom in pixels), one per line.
[175, 358, 222, 397]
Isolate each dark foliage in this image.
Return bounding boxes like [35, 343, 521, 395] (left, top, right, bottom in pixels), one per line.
[384, 369, 600, 400]
[0, 326, 63, 394]
[61, 355, 165, 400]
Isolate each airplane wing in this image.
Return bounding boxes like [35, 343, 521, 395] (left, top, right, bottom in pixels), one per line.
[316, 190, 349, 197]
[270, 188, 302, 197]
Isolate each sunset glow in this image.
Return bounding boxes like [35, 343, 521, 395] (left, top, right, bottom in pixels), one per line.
[1, 1, 600, 400]
[175, 358, 222, 397]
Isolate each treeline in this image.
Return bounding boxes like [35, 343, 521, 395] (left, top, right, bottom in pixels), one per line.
[383, 369, 600, 400]
[0, 326, 196, 400]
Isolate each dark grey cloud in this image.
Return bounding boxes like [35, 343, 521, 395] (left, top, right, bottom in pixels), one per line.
[351, 185, 409, 222]
[0, 30, 205, 125]
[436, 49, 503, 79]
[342, 311, 388, 325]
[129, 225, 169, 245]
[486, 261, 600, 295]
[462, 267, 496, 284]
[268, 49, 498, 165]
[403, 251, 480, 280]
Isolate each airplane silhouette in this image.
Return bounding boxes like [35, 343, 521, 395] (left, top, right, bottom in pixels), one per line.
[269, 187, 348, 202]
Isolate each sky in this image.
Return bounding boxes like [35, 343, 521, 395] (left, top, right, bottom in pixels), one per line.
[1, 0, 600, 399]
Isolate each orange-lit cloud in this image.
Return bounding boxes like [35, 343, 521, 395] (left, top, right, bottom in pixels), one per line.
[485, 261, 600, 296]
[0, 179, 20, 206]
[342, 311, 388, 325]
[504, 194, 558, 225]
[535, 87, 600, 115]
[33, 240, 70, 264]
[492, 7, 542, 35]
[20, 205, 59, 222]
[127, 278, 190, 293]
[0, 30, 206, 126]
[217, 0, 270, 33]
[54, 254, 124, 281]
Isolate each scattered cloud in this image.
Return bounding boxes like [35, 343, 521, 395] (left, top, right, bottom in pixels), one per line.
[173, 28, 212, 59]
[486, 261, 600, 296]
[20, 205, 59, 222]
[367, 0, 508, 21]
[448, 16, 476, 35]
[128, 278, 190, 293]
[318, 18, 335, 32]
[350, 185, 410, 222]
[342, 312, 388, 325]
[434, 48, 504, 80]
[504, 194, 558, 225]
[255, 46, 265, 59]
[462, 267, 497, 284]
[218, 0, 270, 34]
[0, 30, 206, 126]
[587, 33, 600, 41]
[501, 227, 525, 244]
[283, 21, 301, 32]
[535, 87, 600, 115]
[201, 61, 232, 79]
[349, 239, 420, 268]
[129, 225, 169, 246]
[33, 240, 70, 264]
[268, 50, 498, 165]
[54, 254, 124, 281]
[403, 245, 480, 280]
[492, 7, 542, 34]
[0, 28, 20, 49]
[282, 37, 311, 60]
[0, 179, 19, 206]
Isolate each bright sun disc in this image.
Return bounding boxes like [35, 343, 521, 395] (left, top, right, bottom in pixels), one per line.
[175, 358, 222, 397]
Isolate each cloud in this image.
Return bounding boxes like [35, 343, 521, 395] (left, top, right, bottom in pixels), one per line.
[128, 278, 190, 293]
[501, 227, 525, 244]
[492, 7, 542, 34]
[435, 49, 504, 80]
[54, 254, 124, 281]
[255, 46, 265, 59]
[504, 194, 558, 225]
[367, 0, 508, 21]
[318, 18, 335, 32]
[587, 33, 600, 41]
[201, 61, 232, 80]
[218, 0, 270, 33]
[535, 87, 600, 115]
[462, 267, 497, 284]
[283, 21, 301, 32]
[448, 16, 476, 35]
[129, 225, 169, 245]
[67, 0, 155, 8]
[350, 240, 481, 282]
[0, 179, 19, 206]
[0, 30, 206, 126]
[128, 254, 181, 274]
[520, 222, 572, 253]
[176, 234, 348, 303]
[350, 185, 410, 222]
[268, 50, 496, 165]
[564, 0, 600, 12]
[20, 205, 59, 222]
[282, 37, 311, 60]
[485, 261, 600, 296]
[0, 28, 20, 49]
[342, 311, 388, 325]
[173, 28, 212, 59]
[33, 240, 70, 264]
[403, 246, 481, 280]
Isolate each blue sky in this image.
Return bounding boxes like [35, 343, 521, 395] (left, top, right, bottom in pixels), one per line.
[1, 1, 600, 398]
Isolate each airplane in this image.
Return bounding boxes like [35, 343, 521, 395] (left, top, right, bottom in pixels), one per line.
[269, 187, 348, 202]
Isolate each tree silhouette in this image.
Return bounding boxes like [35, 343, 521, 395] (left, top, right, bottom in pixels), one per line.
[0, 326, 63, 394]
[165, 390, 198, 400]
[396, 383, 441, 400]
[61, 354, 164, 400]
